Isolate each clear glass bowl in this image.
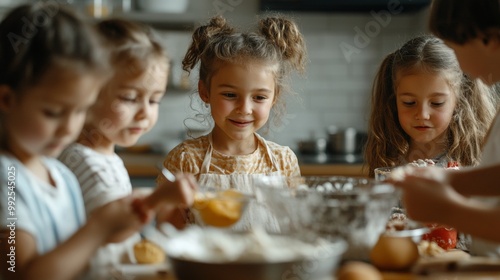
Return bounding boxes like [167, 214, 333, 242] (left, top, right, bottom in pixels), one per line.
[256, 176, 399, 261]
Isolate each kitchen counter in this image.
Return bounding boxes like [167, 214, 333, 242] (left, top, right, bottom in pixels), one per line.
[300, 163, 367, 177]
[297, 153, 367, 177]
[118, 152, 369, 179]
[118, 152, 165, 177]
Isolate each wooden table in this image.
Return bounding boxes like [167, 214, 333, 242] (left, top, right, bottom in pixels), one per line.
[115, 269, 500, 280]
[299, 163, 367, 177]
[111, 255, 500, 280]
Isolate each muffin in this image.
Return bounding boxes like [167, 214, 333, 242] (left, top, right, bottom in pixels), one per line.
[133, 239, 165, 264]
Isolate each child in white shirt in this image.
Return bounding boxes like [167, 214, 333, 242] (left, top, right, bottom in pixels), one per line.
[58, 18, 188, 269]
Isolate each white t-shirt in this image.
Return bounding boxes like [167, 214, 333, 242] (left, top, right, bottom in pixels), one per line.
[469, 112, 500, 257]
[59, 143, 132, 214]
[479, 113, 500, 167]
[59, 143, 140, 268]
[0, 154, 85, 254]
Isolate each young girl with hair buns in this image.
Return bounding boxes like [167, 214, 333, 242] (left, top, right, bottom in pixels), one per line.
[160, 15, 307, 232]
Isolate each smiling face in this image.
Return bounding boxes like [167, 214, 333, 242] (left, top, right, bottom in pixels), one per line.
[1, 67, 103, 160]
[200, 61, 276, 147]
[396, 72, 456, 150]
[85, 60, 168, 151]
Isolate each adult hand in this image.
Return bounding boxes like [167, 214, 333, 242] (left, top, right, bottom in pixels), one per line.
[391, 174, 462, 225]
[388, 166, 450, 184]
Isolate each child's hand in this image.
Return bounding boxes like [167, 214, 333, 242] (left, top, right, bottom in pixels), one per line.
[90, 196, 153, 243]
[140, 173, 197, 211]
[156, 206, 192, 230]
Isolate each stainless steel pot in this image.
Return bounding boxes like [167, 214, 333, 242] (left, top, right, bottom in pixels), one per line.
[297, 138, 327, 154]
[328, 128, 367, 154]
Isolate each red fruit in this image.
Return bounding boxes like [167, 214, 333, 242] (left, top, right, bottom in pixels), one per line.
[422, 226, 457, 250]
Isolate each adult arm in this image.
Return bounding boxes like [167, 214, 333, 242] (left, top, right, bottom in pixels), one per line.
[390, 164, 500, 197]
[393, 175, 500, 243]
[448, 164, 500, 196]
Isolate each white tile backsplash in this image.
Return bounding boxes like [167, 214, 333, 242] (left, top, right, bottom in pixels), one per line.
[138, 2, 428, 152]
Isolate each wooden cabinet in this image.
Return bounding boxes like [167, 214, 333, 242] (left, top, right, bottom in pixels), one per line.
[118, 152, 369, 180]
[299, 163, 368, 177]
[118, 152, 164, 177]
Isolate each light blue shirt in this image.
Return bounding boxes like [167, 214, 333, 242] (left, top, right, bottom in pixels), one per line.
[0, 154, 85, 254]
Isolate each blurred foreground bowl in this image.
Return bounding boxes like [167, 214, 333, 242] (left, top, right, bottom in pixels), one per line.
[164, 226, 347, 280]
[257, 176, 399, 261]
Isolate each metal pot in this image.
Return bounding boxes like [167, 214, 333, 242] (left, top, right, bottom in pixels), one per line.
[297, 138, 327, 155]
[137, 0, 189, 13]
[329, 128, 367, 154]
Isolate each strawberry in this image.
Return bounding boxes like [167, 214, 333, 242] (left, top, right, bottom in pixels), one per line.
[422, 226, 457, 250]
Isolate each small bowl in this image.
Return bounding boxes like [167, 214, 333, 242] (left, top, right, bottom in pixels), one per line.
[374, 166, 396, 181]
[191, 188, 251, 228]
[164, 226, 347, 280]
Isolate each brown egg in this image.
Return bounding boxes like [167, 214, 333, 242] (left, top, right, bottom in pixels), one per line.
[370, 234, 419, 270]
[337, 261, 382, 280]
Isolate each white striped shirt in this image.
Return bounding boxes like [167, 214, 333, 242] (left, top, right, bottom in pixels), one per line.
[59, 143, 139, 269]
[59, 143, 132, 214]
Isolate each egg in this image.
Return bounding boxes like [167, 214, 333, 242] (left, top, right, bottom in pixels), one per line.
[337, 261, 382, 280]
[370, 234, 419, 270]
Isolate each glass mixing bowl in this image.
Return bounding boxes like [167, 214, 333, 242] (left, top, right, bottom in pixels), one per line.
[256, 176, 399, 261]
